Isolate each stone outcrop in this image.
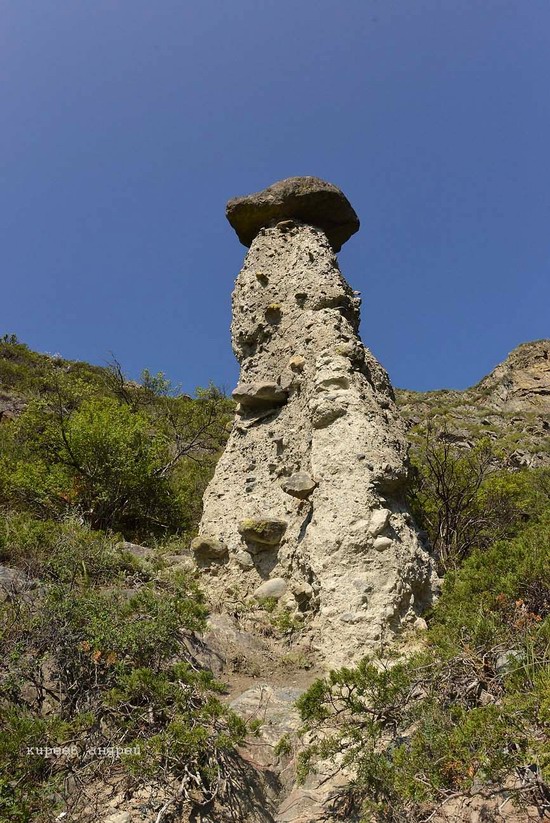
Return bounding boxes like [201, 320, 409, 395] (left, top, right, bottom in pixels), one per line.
[197, 176, 437, 668]
[474, 339, 550, 411]
[0, 393, 26, 421]
[398, 339, 550, 468]
[0, 564, 31, 601]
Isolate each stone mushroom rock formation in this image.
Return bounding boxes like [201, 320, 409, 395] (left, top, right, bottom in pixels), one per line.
[226, 176, 360, 252]
[198, 176, 437, 668]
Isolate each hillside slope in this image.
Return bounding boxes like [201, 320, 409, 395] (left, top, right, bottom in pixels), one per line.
[0, 337, 548, 823]
[397, 339, 550, 467]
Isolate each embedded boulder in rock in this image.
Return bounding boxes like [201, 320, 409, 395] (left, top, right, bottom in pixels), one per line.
[190, 536, 228, 561]
[374, 536, 393, 551]
[232, 381, 288, 408]
[226, 176, 360, 252]
[238, 518, 288, 547]
[197, 178, 437, 668]
[234, 549, 255, 569]
[281, 472, 317, 499]
[368, 508, 391, 537]
[254, 577, 288, 600]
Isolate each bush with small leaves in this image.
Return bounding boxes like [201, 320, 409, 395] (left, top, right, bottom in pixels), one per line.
[0, 518, 245, 821]
[296, 512, 550, 822]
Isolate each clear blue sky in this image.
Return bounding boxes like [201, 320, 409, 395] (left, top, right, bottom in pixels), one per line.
[2, 0, 549, 392]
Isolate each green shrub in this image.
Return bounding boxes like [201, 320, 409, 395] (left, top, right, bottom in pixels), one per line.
[407, 422, 550, 570]
[0, 513, 138, 579]
[296, 512, 550, 821]
[0, 349, 233, 540]
[0, 344, 242, 819]
[0, 519, 244, 821]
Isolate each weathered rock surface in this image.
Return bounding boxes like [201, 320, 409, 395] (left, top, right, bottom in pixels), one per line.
[231, 685, 304, 748]
[475, 338, 550, 411]
[197, 183, 437, 668]
[226, 176, 360, 252]
[228, 683, 360, 822]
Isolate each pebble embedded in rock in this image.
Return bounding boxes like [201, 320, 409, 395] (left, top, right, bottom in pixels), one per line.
[373, 536, 392, 551]
[368, 508, 391, 537]
[292, 581, 314, 606]
[289, 355, 306, 371]
[191, 536, 228, 560]
[254, 577, 288, 600]
[238, 518, 287, 546]
[234, 550, 255, 569]
[340, 611, 362, 624]
[281, 472, 317, 499]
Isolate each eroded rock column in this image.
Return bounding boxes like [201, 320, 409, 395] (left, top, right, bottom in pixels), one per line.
[197, 177, 436, 667]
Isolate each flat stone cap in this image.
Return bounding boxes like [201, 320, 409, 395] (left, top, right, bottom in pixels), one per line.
[226, 176, 360, 252]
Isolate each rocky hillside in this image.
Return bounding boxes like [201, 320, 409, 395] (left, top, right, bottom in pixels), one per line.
[0, 333, 548, 823]
[397, 339, 550, 467]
